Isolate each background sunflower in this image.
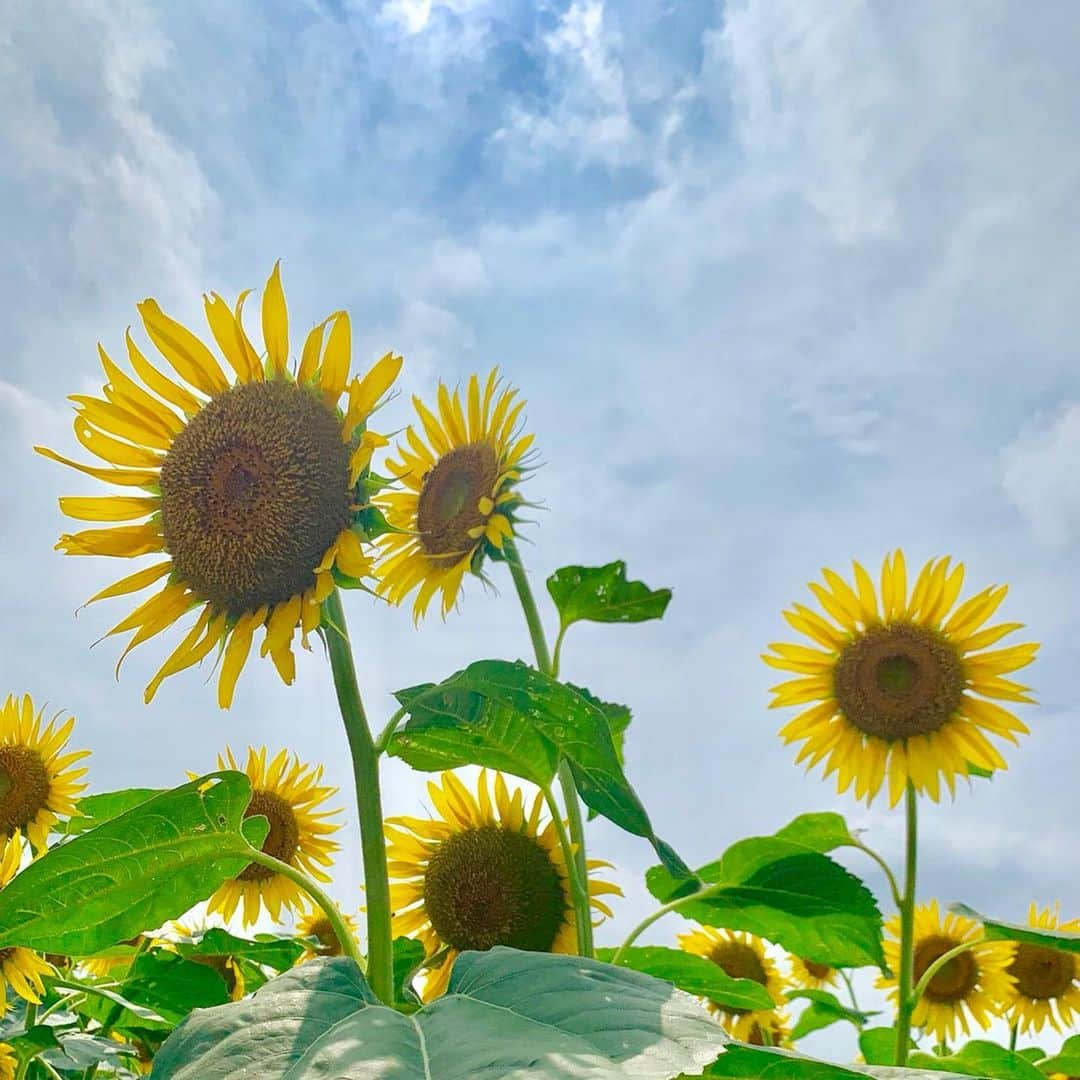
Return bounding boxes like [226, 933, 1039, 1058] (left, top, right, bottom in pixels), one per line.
[385, 769, 619, 999]
[999, 904, 1080, 1034]
[295, 901, 361, 962]
[789, 955, 839, 991]
[0, 832, 53, 1014]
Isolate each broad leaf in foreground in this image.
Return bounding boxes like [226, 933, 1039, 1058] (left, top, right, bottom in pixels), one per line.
[153, 947, 728, 1079]
[702, 1046, 980, 1078]
[53, 788, 163, 836]
[0, 772, 264, 955]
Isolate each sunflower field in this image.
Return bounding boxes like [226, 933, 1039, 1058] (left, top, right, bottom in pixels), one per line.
[0, 263, 1072, 1080]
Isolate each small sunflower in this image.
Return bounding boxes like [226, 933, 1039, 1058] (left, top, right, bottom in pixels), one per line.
[0, 833, 53, 1014]
[765, 551, 1038, 805]
[746, 1011, 791, 1048]
[677, 927, 788, 1041]
[789, 955, 838, 990]
[0, 1044, 14, 1080]
[999, 904, 1080, 1034]
[376, 370, 535, 620]
[78, 935, 145, 980]
[0, 695, 89, 850]
[879, 900, 1014, 1043]
[385, 769, 620, 999]
[39, 263, 402, 709]
[295, 901, 361, 963]
[204, 747, 341, 926]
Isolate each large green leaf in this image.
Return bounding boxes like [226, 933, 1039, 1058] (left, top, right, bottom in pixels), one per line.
[389, 660, 693, 880]
[53, 788, 163, 836]
[547, 561, 672, 627]
[952, 904, 1080, 953]
[648, 835, 884, 969]
[787, 990, 876, 1041]
[703, 1047, 981, 1078]
[859, 1028, 908, 1066]
[908, 1041, 1045, 1079]
[175, 928, 304, 973]
[1036, 1033, 1080, 1074]
[775, 813, 858, 854]
[597, 946, 775, 1012]
[121, 950, 231, 1022]
[153, 947, 728, 1078]
[0, 773, 264, 955]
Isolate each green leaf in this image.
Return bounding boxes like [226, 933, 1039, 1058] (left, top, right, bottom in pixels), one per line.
[775, 813, 858, 854]
[1028, 1031, 1080, 1073]
[859, 1027, 906, 1066]
[570, 685, 632, 821]
[648, 834, 885, 970]
[121, 950, 231, 1022]
[53, 788, 163, 836]
[175, 928, 304, 972]
[1014, 1047, 1045, 1065]
[596, 946, 776, 1013]
[390, 660, 693, 881]
[909, 1040, 1045, 1079]
[154, 947, 728, 1079]
[787, 989, 877, 1040]
[951, 904, 1080, 953]
[0, 772, 263, 955]
[392, 936, 425, 1005]
[547, 561, 672, 628]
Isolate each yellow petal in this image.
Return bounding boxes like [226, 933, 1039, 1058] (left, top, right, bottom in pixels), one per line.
[334, 529, 371, 579]
[82, 560, 172, 606]
[125, 328, 202, 416]
[36, 446, 160, 488]
[73, 416, 163, 469]
[261, 261, 289, 376]
[204, 291, 260, 382]
[298, 320, 327, 385]
[217, 608, 266, 709]
[137, 299, 229, 396]
[56, 523, 163, 557]
[319, 312, 350, 402]
[59, 495, 159, 522]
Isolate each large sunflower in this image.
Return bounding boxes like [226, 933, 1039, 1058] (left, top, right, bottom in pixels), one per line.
[385, 769, 620, 999]
[0, 833, 53, 1014]
[879, 900, 1014, 1043]
[39, 263, 401, 709]
[295, 900, 361, 963]
[376, 370, 535, 620]
[998, 904, 1080, 1035]
[204, 747, 341, 926]
[677, 927, 788, 1041]
[764, 551, 1038, 805]
[0, 694, 89, 851]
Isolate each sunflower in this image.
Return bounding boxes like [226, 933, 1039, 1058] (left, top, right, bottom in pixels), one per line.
[0, 833, 53, 1014]
[998, 904, 1080, 1034]
[204, 747, 341, 926]
[77, 935, 145, 980]
[39, 263, 402, 709]
[879, 900, 1013, 1042]
[376, 370, 535, 620]
[789, 955, 839, 990]
[677, 927, 788, 1041]
[295, 901, 361, 963]
[0, 695, 88, 851]
[0, 1044, 14, 1080]
[385, 769, 621, 999]
[764, 551, 1038, 805]
[746, 1011, 791, 1048]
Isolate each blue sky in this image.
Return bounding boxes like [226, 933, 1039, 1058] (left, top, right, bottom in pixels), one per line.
[4, 0, 1080, 1062]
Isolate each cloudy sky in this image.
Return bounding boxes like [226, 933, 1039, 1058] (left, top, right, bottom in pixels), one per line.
[3, 0, 1080, 1063]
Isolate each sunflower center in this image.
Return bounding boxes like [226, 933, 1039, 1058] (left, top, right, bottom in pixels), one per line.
[832, 623, 966, 741]
[913, 935, 978, 1003]
[423, 825, 566, 953]
[802, 959, 833, 981]
[305, 917, 342, 956]
[709, 941, 769, 1016]
[1010, 943, 1076, 1001]
[160, 380, 353, 615]
[416, 444, 499, 559]
[0, 745, 51, 838]
[238, 790, 301, 883]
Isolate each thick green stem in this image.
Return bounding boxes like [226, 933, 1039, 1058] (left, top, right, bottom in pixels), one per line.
[894, 783, 919, 1066]
[542, 785, 592, 954]
[611, 881, 727, 964]
[323, 589, 393, 1005]
[1009, 1024, 1018, 1051]
[909, 940, 980, 1009]
[852, 839, 903, 910]
[374, 706, 407, 755]
[504, 540, 594, 956]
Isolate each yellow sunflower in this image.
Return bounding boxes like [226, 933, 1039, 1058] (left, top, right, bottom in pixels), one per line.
[677, 927, 788, 1041]
[999, 904, 1080, 1034]
[39, 262, 402, 709]
[385, 769, 621, 999]
[0, 1043, 14, 1080]
[0, 833, 53, 1014]
[204, 747, 341, 926]
[789, 955, 839, 990]
[376, 369, 535, 620]
[295, 901, 361, 963]
[0, 694, 89, 851]
[78, 935, 145, 980]
[764, 551, 1038, 805]
[746, 1011, 791, 1048]
[879, 900, 1014, 1042]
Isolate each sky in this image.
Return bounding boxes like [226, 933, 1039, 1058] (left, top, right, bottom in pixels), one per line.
[3, 0, 1080, 1064]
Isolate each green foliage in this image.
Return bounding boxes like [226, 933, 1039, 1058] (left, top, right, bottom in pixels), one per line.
[774, 812, 858, 854]
[908, 1040, 1046, 1079]
[859, 1027, 908, 1066]
[53, 788, 163, 836]
[786, 989, 877, 1041]
[952, 904, 1080, 952]
[174, 928, 304, 972]
[0, 772, 265, 955]
[1035, 1033, 1080, 1073]
[702, 1045, 982, 1078]
[153, 948, 729, 1079]
[547, 561, 672, 628]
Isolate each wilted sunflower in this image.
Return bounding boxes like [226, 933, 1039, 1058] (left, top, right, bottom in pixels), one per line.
[39, 263, 401, 709]
[999, 904, 1080, 1034]
[789, 955, 838, 990]
[296, 901, 360, 963]
[376, 370, 535, 620]
[0, 833, 53, 1014]
[0, 694, 88, 850]
[385, 769, 620, 999]
[204, 747, 341, 926]
[879, 900, 1013, 1043]
[677, 927, 788, 1041]
[764, 551, 1038, 805]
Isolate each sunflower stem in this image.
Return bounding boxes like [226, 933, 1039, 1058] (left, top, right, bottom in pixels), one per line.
[852, 839, 903, 910]
[322, 589, 393, 1005]
[909, 940, 980, 1010]
[542, 784, 592, 955]
[374, 706, 408, 755]
[504, 539, 595, 957]
[610, 880, 727, 964]
[1009, 1024, 1018, 1051]
[894, 782, 919, 1067]
[13, 1004, 36, 1080]
[839, 969, 861, 1013]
